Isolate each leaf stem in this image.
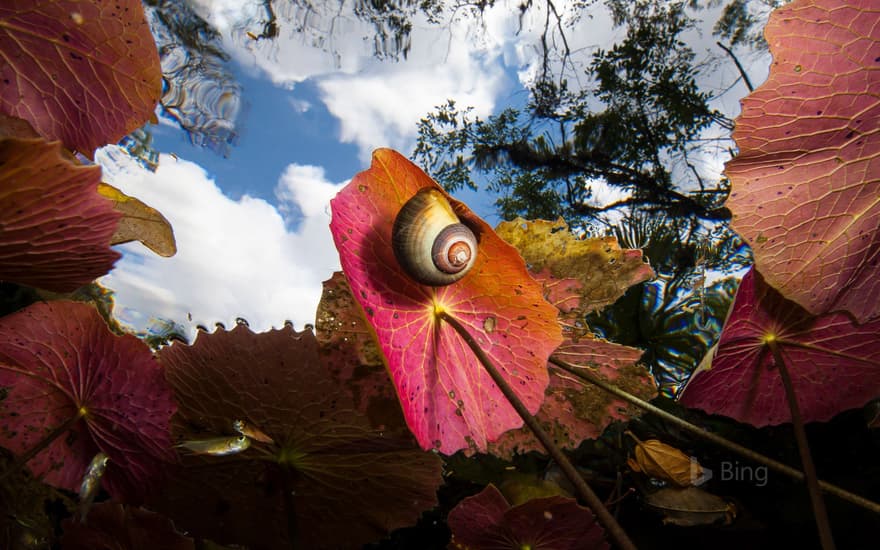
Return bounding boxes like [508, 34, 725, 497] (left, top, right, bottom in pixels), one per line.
[768, 340, 836, 550]
[438, 311, 637, 550]
[549, 356, 880, 515]
[0, 411, 83, 483]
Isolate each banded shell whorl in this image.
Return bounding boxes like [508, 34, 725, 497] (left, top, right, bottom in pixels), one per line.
[391, 188, 478, 286]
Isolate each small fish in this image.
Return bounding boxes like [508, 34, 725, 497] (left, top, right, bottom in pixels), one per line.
[246, 31, 259, 40]
[78, 452, 109, 523]
[232, 419, 274, 444]
[177, 435, 251, 456]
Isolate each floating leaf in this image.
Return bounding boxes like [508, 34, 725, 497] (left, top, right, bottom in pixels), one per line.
[447, 484, 608, 550]
[315, 271, 406, 433]
[495, 218, 655, 318]
[61, 503, 194, 550]
[0, 301, 176, 502]
[97, 183, 176, 257]
[0, 0, 162, 154]
[643, 486, 736, 527]
[679, 268, 880, 426]
[725, 0, 880, 321]
[329, 149, 562, 455]
[0, 137, 120, 291]
[490, 336, 655, 457]
[156, 325, 442, 550]
[626, 432, 702, 488]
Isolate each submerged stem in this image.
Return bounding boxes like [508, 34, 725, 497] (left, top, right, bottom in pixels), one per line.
[0, 411, 83, 483]
[438, 311, 637, 550]
[549, 356, 880, 515]
[768, 340, 836, 550]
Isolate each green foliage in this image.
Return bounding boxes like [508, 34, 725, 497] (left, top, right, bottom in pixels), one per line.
[711, 0, 790, 50]
[414, 1, 736, 236]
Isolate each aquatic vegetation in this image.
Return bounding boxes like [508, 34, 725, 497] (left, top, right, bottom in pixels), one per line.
[61, 502, 195, 550]
[329, 149, 563, 455]
[0, 0, 161, 156]
[0, 137, 121, 291]
[447, 484, 608, 550]
[0, 301, 177, 502]
[155, 324, 442, 549]
[725, 0, 880, 322]
[680, 268, 880, 425]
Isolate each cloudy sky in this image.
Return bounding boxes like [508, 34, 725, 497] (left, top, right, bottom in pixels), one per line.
[97, 0, 771, 339]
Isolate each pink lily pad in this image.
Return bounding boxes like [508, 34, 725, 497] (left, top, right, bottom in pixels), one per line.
[0, 0, 162, 155]
[725, 0, 880, 322]
[448, 484, 608, 550]
[0, 137, 120, 291]
[0, 301, 176, 502]
[329, 149, 562, 455]
[679, 268, 880, 426]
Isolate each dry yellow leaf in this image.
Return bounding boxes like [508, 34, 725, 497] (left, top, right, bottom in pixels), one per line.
[98, 183, 176, 257]
[626, 431, 702, 487]
[495, 218, 654, 316]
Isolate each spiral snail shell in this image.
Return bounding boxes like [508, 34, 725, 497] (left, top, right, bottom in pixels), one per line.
[392, 188, 478, 286]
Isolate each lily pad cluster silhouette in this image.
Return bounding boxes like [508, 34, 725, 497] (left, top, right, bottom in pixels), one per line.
[0, 0, 162, 155]
[725, 0, 880, 322]
[0, 301, 177, 502]
[61, 502, 195, 550]
[0, 138, 121, 291]
[447, 484, 608, 550]
[330, 148, 562, 455]
[680, 268, 880, 425]
[60, 503, 194, 550]
[156, 324, 442, 550]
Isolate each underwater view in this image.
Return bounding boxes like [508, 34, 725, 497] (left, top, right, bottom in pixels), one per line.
[0, 0, 878, 548]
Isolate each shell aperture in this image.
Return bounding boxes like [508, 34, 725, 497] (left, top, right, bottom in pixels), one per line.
[392, 188, 478, 286]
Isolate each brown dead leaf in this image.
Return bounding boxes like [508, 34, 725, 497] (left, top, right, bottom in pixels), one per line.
[643, 486, 736, 527]
[98, 183, 176, 257]
[626, 431, 702, 487]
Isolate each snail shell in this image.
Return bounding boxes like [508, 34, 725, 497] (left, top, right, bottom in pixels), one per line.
[392, 188, 478, 286]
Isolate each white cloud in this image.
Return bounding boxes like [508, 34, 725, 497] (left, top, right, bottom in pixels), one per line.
[96, 147, 344, 337]
[317, 32, 507, 159]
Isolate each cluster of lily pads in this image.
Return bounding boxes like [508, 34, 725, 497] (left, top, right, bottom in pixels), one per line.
[0, 0, 877, 549]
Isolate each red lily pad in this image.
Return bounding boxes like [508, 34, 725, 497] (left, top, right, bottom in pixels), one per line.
[156, 325, 442, 550]
[725, 0, 880, 322]
[0, 0, 162, 155]
[0, 137, 121, 291]
[679, 268, 880, 426]
[60, 503, 194, 550]
[330, 149, 562, 455]
[315, 271, 408, 433]
[490, 337, 655, 458]
[448, 484, 608, 550]
[0, 301, 177, 502]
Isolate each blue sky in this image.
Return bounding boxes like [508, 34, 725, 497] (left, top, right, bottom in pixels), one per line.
[96, 0, 770, 338]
